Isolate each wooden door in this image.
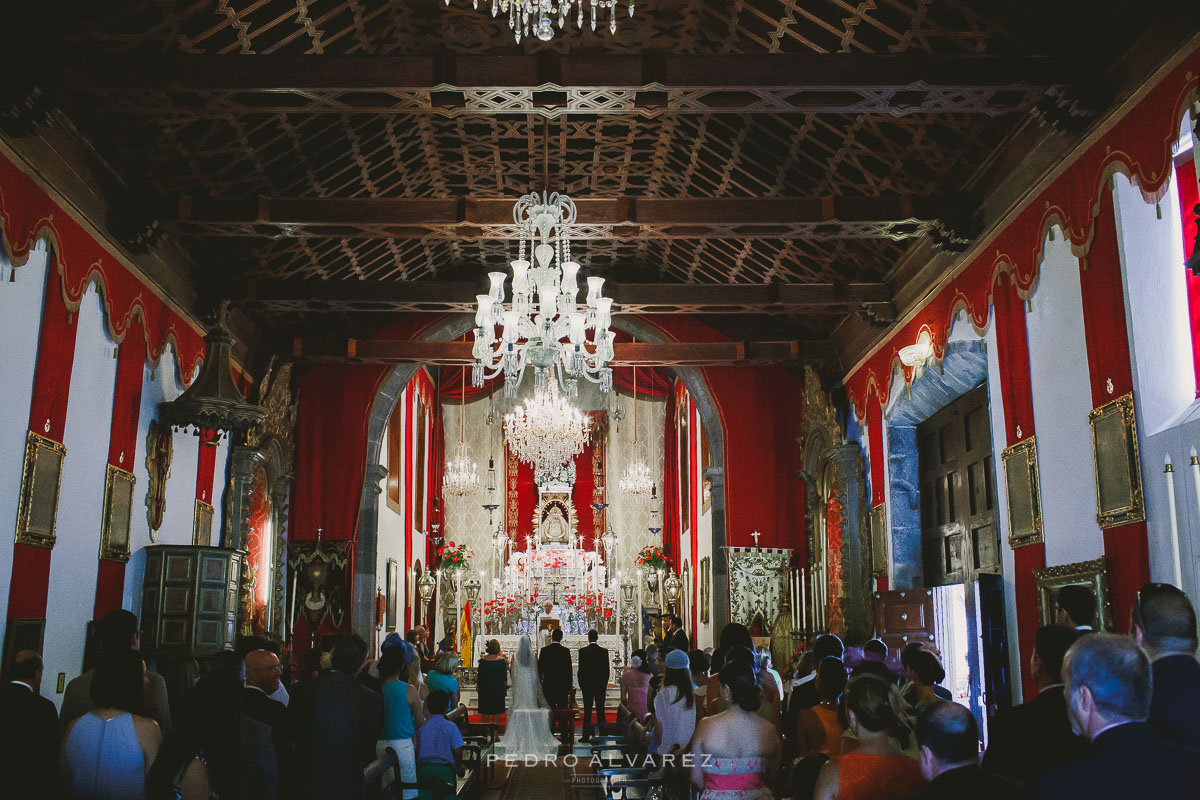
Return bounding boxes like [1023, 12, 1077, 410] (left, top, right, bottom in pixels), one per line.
[918, 385, 1000, 586]
[873, 587, 935, 658]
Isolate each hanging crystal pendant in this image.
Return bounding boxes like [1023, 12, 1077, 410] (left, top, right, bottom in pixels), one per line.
[443, 1, 636, 44]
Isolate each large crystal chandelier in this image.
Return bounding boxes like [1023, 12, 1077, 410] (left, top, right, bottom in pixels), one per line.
[472, 190, 615, 400]
[504, 381, 590, 473]
[619, 359, 654, 496]
[443, 369, 480, 496]
[444, 1, 637, 44]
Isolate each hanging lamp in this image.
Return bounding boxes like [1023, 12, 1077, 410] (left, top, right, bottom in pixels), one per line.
[619, 348, 654, 496]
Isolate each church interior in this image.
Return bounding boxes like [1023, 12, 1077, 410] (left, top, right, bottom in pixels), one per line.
[3, 2, 1200, 799]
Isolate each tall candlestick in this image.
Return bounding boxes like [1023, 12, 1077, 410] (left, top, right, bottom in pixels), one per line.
[1165, 462, 1183, 586]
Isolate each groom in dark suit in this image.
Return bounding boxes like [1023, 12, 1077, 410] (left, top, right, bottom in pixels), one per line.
[577, 629, 610, 742]
[538, 629, 573, 740]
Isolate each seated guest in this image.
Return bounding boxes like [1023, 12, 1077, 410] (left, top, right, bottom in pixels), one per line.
[62, 650, 162, 800]
[476, 639, 508, 727]
[1, 650, 60, 798]
[62, 609, 172, 735]
[414, 690, 464, 800]
[425, 652, 460, 710]
[379, 646, 426, 800]
[795, 656, 849, 757]
[812, 674, 924, 800]
[1030, 634, 1200, 799]
[851, 639, 899, 685]
[757, 646, 785, 707]
[1056, 585, 1096, 632]
[903, 647, 949, 712]
[689, 656, 782, 798]
[982, 626, 1085, 783]
[1131, 581, 1200, 749]
[290, 635, 383, 800]
[244, 649, 291, 794]
[791, 634, 844, 711]
[621, 650, 652, 720]
[654, 648, 698, 755]
[910, 702, 1018, 800]
[705, 624, 755, 716]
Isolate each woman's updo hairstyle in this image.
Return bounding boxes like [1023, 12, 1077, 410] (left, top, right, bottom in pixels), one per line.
[718, 654, 763, 712]
[844, 673, 913, 746]
[907, 648, 946, 686]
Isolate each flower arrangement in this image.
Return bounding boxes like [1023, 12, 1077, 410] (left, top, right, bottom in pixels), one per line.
[635, 545, 670, 571]
[437, 541, 474, 570]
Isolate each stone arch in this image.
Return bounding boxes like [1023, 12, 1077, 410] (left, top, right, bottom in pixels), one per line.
[352, 313, 730, 640]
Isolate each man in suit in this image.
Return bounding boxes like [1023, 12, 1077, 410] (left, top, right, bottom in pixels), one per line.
[1131, 581, 1200, 749]
[910, 702, 1019, 800]
[538, 629, 573, 740]
[982, 626, 1086, 783]
[244, 649, 292, 795]
[1029, 634, 1200, 800]
[577, 629, 610, 742]
[290, 635, 383, 800]
[61, 608, 172, 735]
[1, 650, 59, 798]
[663, 614, 689, 655]
[1056, 585, 1097, 631]
[789, 634, 844, 711]
[851, 639, 900, 684]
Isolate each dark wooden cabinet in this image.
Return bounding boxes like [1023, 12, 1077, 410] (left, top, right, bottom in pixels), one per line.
[141, 546, 243, 657]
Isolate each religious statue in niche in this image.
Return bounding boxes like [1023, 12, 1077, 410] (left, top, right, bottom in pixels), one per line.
[145, 420, 173, 541]
[535, 494, 574, 544]
[288, 541, 351, 632]
[244, 469, 272, 636]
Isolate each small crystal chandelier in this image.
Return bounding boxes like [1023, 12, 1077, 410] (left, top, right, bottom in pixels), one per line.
[504, 380, 590, 473]
[619, 357, 654, 496]
[443, 369, 480, 496]
[472, 190, 615, 400]
[444, 1, 636, 44]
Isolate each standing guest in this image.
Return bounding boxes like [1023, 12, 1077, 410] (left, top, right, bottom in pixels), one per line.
[903, 647, 949, 711]
[689, 649, 712, 715]
[378, 646, 426, 800]
[909, 702, 1018, 800]
[654, 649, 698, 755]
[756, 646, 784, 704]
[425, 653, 461, 711]
[790, 635, 844, 711]
[982, 626, 1085, 783]
[244, 649, 291, 794]
[1055, 585, 1097, 632]
[578, 629, 610, 742]
[664, 614, 690, 654]
[290, 635, 383, 800]
[621, 650, 652, 721]
[1130, 581, 1200, 749]
[705, 623, 756, 716]
[476, 640, 508, 728]
[1, 650, 60, 798]
[689, 656, 782, 799]
[62, 650, 162, 800]
[414, 690, 465, 800]
[538, 629, 573, 738]
[812, 674, 923, 800]
[158, 656, 200, 727]
[795, 656, 848, 757]
[62, 609, 172, 735]
[851, 640, 899, 685]
[1029, 634, 1200, 799]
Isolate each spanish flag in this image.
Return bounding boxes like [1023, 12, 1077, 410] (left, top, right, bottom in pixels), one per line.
[457, 602, 472, 664]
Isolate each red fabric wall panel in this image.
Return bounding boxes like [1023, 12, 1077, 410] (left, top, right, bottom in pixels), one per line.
[689, 400, 700, 634]
[1175, 157, 1200, 395]
[1012, 543, 1045, 701]
[662, 383, 679, 564]
[195, 433, 218, 505]
[1103, 524, 1149, 633]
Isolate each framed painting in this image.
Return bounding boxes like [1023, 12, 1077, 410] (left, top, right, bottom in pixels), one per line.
[100, 465, 136, 562]
[385, 559, 399, 632]
[1089, 393, 1145, 529]
[1001, 436, 1043, 548]
[699, 556, 711, 624]
[16, 432, 66, 549]
[869, 503, 888, 577]
[1034, 557, 1115, 632]
[192, 499, 214, 546]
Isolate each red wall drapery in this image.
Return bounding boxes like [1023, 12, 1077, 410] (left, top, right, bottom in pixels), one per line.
[688, 399, 700, 633]
[1175, 157, 1200, 395]
[661, 382, 680, 566]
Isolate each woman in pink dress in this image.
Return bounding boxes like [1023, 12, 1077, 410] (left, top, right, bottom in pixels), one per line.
[689, 657, 781, 800]
[621, 650, 653, 720]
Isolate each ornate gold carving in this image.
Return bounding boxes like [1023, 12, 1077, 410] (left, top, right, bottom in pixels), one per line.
[801, 365, 841, 466]
[16, 431, 66, 549]
[192, 499, 215, 546]
[1002, 436, 1044, 548]
[699, 556, 710, 624]
[101, 465, 136, 562]
[1088, 393, 1145, 529]
[1034, 557, 1115, 632]
[246, 361, 296, 468]
[145, 419, 173, 540]
[869, 503, 888, 577]
[534, 492, 575, 544]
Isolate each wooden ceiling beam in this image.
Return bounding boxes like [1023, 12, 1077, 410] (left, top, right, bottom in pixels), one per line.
[291, 337, 829, 366]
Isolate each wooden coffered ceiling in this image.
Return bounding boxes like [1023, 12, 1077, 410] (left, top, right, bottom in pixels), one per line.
[2, 0, 1187, 375]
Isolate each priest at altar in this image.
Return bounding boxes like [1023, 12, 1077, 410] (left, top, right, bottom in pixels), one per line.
[538, 601, 563, 648]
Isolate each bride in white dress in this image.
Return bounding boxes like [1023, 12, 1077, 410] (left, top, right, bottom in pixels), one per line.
[495, 635, 561, 760]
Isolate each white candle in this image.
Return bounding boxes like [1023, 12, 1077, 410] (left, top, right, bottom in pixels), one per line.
[800, 567, 807, 632]
[1166, 462, 1183, 586]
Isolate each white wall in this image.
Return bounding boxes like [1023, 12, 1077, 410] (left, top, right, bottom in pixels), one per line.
[42, 285, 117, 709]
[1025, 230, 1106, 566]
[0, 243, 50, 647]
[377, 416, 409, 636]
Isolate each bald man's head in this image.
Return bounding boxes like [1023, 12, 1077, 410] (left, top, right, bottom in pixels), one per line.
[244, 649, 282, 694]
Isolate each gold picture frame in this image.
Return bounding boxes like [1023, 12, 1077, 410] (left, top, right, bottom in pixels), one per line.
[869, 503, 888, 577]
[386, 559, 399, 632]
[100, 465, 136, 562]
[1089, 393, 1145, 529]
[1034, 557, 1115, 632]
[192, 500, 214, 546]
[16, 431, 66, 549]
[1002, 436, 1044, 548]
[699, 556, 711, 624]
